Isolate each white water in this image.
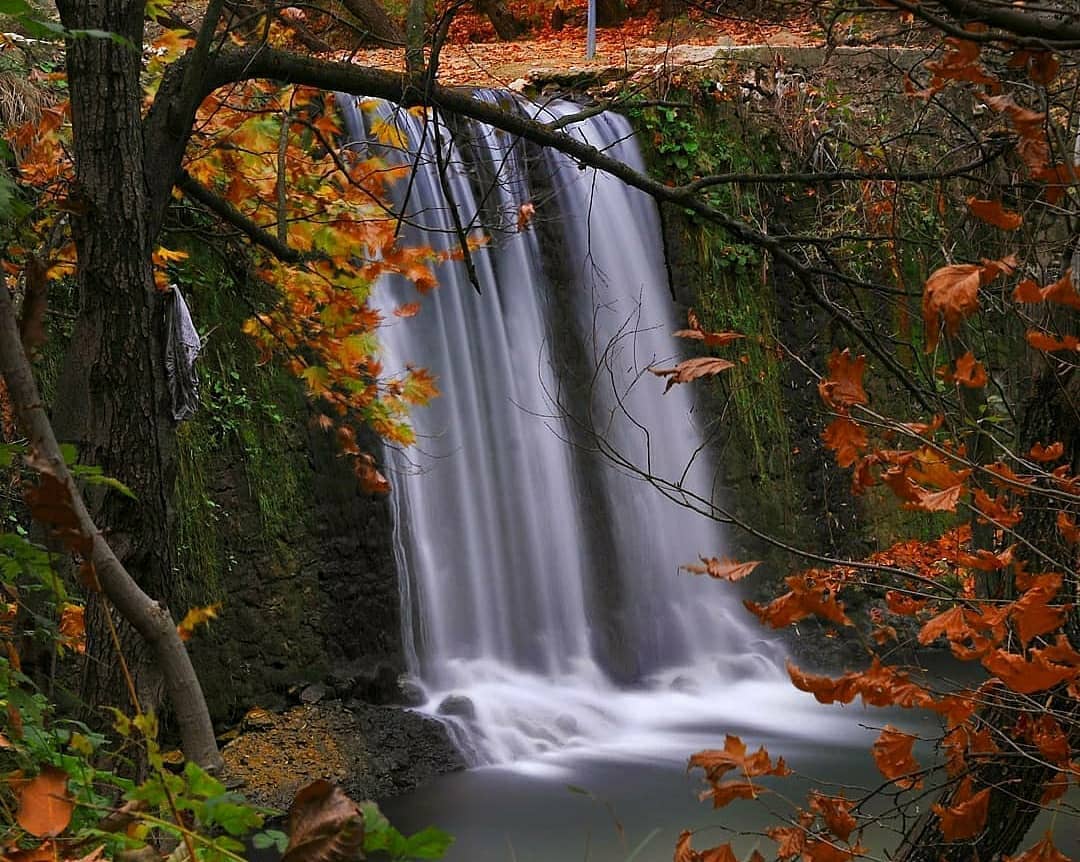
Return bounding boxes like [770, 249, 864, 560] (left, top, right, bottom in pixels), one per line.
[336, 92, 840, 767]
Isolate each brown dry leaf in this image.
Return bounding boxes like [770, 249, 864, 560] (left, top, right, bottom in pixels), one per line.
[922, 258, 1015, 351]
[282, 780, 364, 862]
[871, 726, 921, 789]
[818, 349, 867, 409]
[966, 197, 1022, 230]
[16, 766, 74, 838]
[516, 201, 535, 232]
[932, 777, 991, 841]
[951, 351, 987, 388]
[650, 357, 735, 392]
[681, 558, 761, 581]
[177, 603, 223, 642]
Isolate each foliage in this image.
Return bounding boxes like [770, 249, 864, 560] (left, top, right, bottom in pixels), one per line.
[667, 17, 1080, 862]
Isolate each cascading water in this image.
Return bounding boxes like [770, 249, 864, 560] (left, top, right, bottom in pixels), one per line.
[336, 92, 819, 767]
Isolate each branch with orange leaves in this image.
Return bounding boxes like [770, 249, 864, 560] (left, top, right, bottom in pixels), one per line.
[0, 283, 222, 772]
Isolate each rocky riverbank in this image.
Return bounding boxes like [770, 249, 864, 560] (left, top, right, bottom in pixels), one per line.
[220, 701, 465, 810]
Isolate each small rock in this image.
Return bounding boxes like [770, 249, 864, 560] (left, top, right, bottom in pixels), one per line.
[555, 714, 579, 736]
[437, 694, 476, 720]
[398, 677, 427, 707]
[670, 675, 698, 694]
[300, 683, 328, 704]
[242, 706, 277, 731]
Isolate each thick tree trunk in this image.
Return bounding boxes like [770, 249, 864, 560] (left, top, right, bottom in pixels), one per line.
[597, 0, 626, 27]
[895, 368, 1080, 862]
[51, 0, 180, 720]
[475, 0, 526, 40]
[340, 0, 405, 45]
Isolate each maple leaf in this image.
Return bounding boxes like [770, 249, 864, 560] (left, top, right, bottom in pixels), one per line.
[669, 326, 747, 349]
[767, 826, 807, 859]
[16, 766, 74, 837]
[58, 603, 85, 654]
[871, 726, 922, 788]
[516, 201, 535, 232]
[822, 416, 867, 468]
[1006, 833, 1072, 862]
[1057, 512, 1080, 543]
[681, 557, 761, 580]
[905, 483, 963, 513]
[746, 573, 851, 629]
[675, 832, 738, 862]
[809, 792, 857, 842]
[1030, 441, 1064, 462]
[817, 349, 867, 409]
[918, 606, 974, 646]
[932, 777, 991, 841]
[922, 257, 1015, 352]
[966, 197, 1022, 230]
[176, 603, 222, 642]
[394, 302, 421, 318]
[650, 357, 736, 392]
[981, 650, 1079, 694]
[950, 351, 987, 388]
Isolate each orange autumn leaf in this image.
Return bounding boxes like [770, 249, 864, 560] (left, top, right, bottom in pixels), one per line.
[1026, 330, 1080, 352]
[58, 603, 85, 654]
[981, 649, 1079, 694]
[674, 832, 738, 862]
[650, 356, 736, 392]
[516, 201, 535, 232]
[673, 328, 746, 348]
[1005, 833, 1071, 862]
[746, 574, 851, 629]
[932, 777, 991, 841]
[1030, 442, 1064, 462]
[767, 825, 807, 859]
[16, 766, 74, 837]
[809, 792, 857, 842]
[1057, 512, 1080, 543]
[951, 351, 987, 388]
[872, 726, 922, 788]
[689, 734, 791, 809]
[822, 416, 867, 468]
[966, 197, 1022, 230]
[818, 349, 867, 409]
[393, 302, 421, 318]
[682, 558, 761, 581]
[905, 483, 963, 513]
[923, 257, 1016, 351]
[177, 603, 222, 642]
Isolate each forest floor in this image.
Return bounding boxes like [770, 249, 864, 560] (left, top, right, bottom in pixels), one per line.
[354, 7, 825, 85]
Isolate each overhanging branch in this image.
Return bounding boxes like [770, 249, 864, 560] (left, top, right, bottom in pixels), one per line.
[176, 170, 304, 263]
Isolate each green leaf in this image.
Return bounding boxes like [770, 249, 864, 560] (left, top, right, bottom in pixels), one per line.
[400, 827, 453, 860]
[253, 829, 289, 852]
[0, 0, 31, 15]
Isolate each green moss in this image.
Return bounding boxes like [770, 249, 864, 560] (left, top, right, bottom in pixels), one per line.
[168, 238, 310, 608]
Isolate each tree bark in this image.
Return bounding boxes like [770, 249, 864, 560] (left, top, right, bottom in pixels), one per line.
[475, 0, 526, 40]
[51, 0, 181, 721]
[894, 367, 1080, 862]
[340, 0, 404, 45]
[0, 285, 221, 770]
[597, 0, 626, 27]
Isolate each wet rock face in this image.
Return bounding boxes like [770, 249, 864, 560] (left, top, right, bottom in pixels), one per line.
[187, 413, 403, 726]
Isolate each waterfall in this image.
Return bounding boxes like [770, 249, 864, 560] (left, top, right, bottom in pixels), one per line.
[336, 92, 794, 767]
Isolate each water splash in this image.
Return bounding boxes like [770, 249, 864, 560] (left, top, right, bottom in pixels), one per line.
[337, 92, 824, 767]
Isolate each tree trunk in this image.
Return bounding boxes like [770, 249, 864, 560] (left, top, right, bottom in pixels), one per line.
[51, 0, 180, 721]
[475, 0, 526, 40]
[895, 367, 1080, 862]
[597, 0, 626, 27]
[340, 0, 405, 45]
